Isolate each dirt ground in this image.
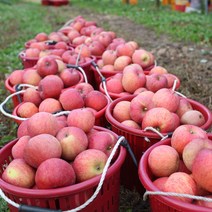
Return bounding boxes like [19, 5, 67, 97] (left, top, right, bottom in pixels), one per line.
[0, 4, 212, 212]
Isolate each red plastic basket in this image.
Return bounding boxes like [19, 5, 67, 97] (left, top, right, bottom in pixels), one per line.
[41, 0, 50, 6]
[18, 52, 39, 69]
[49, 0, 69, 6]
[138, 134, 212, 212]
[105, 95, 212, 193]
[174, 4, 186, 12]
[0, 126, 126, 212]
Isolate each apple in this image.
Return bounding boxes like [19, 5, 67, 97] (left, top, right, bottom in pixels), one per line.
[102, 49, 117, 65]
[176, 98, 193, 118]
[145, 73, 168, 92]
[180, 110, 206, 126]
[35, 32, 48, 42]
[36, 56, 59, 77]
[84, 90, 108, 111]
[152, 88, 180, 112]
[132, 49, 154, 69]
[17, 120, 29, 138]
[12, 136, 30, 159]
[59, 88, 84, 110]
[113, 100, 131, 122]
[38, 98, 62, 113]
[74, 44, 91, 58]
[113, 56, 132, 72]
[121, 120, 141, 129]
[141, 107, 178, 133]
[48, 32, 63, 42]
[56, 126, 88, 161]
[182, 137, 212, 171]
[38, 75, 64, 99]
[59, 68, 81, 87]
[171, 125, 208, 155]
[8, 70, 24, 86]
[23, 134, 62, 168]
[30, 42, 47, 51]
[126, 41, 139, 51]
[106, 77, 124, 94]
[24, 48, 40, 58]
[74, 82, 94, 99]
[22, 68, 42, 86]
[88, 131, 116, 157]
[16, 102, 39, 118]
[133, 87, 148, 95]
[163, 73, 181, 90]
[192, 149, 212, 192]
[101, 64, 115, 72]
[23, 87, 42, 106]
[148, 145, 180, 177]
[27, 112, 59, 137]
[116, 42, 135, 57]
[61, 50, 76, 64]
[164, 172, 197, 203]
[121, 65, 146, 93]
[35, 158, 76, 189]
[88, 40, 105, 56]
[149, 66, 168, 75]
[67, 29, 80, 41]
[55, 58, 66, 73]
[2, 158, 35, 188]
[54, 41, 69, 50]
[97, 31, 113, 47]
[73, 149, 108, 182]
[153, 177, 168, 191]
[67, 108, 95, 133]
[130, 91, 155, 124]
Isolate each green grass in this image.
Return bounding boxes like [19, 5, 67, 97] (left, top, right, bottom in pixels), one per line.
[71, 0, 212, 45]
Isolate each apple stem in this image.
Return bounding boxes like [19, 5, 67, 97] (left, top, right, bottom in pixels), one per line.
[143, 190, 212, 202]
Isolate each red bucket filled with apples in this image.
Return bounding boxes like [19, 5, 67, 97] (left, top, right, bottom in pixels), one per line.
[105, 92, 212, 194]
[0, 121, 127, 212]
[99, 65, 181, 100]
[138, 132, 212, 212]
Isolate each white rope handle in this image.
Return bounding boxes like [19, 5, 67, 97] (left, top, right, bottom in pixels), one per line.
[0, 136, 125, 211]
[77, 66, 88, 84]
[143, 127, 169, 142]
[143, 190, 212, 202]
[94, 65, 113, 102]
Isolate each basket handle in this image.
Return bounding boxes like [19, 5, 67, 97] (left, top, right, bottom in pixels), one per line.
[91, 61, 113, 102]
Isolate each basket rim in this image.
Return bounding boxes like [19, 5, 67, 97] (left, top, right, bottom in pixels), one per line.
[105, 95, 212, 137]
[138, 134, 212, 212]
[0, 126, 127, 198]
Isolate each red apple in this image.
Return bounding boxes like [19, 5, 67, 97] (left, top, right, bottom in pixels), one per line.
[74, 82, 94, 99]
[38, 75, 64, 99]
[35, 158, 76, 189]
[121, 120, 141, 129]
[164, 172, 197, 203]
[152, 88, 180, 112]
[106, 77, 124, 94]
[116, 42, 135, 57]
[16, 102, 39, 118]
[148, 145, 180, 177]
[171, 125, 208, 155]
[22, 68, 42, 86]
[2, 159, 35, 188]
[113, 56, 132, 72]
[192, 149, 212, 192]
[24, 134, 62, 168]
[24, 48, 40, 58]
[59, 88, 84, 110]
[35, 32, 48, 42]
[153, 177, 168, 191]
[102, 49, 117, 65]
[73, 149, 108, 182]
[27, 112, 59, 137]
[12, 136, 30, 159]
[180, 110, 206, 126]
[8, 70, 24, 86]
[36, 56, 59, 77]
[23, 87, 42, 106]
[130, 91, 155, 124]
[149, 66, 168, 75]
[17, 120, 29, 138]
[67, 108, 95, 133]
[84, 90, 108, 111]
[113, 100, 131, 122]
[176, 98, 193, 118]
[38, 98, 62, 113]
[56, 126, 88, 161]
[88, 131, 116, 157]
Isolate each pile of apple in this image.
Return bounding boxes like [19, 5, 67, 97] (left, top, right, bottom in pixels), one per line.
[111, 86, 207, 132]
[100, 64, 181, 98]
[146, 125, 212, 208]
[2, 110, 118, 189]
[15, 81, 108, 121]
